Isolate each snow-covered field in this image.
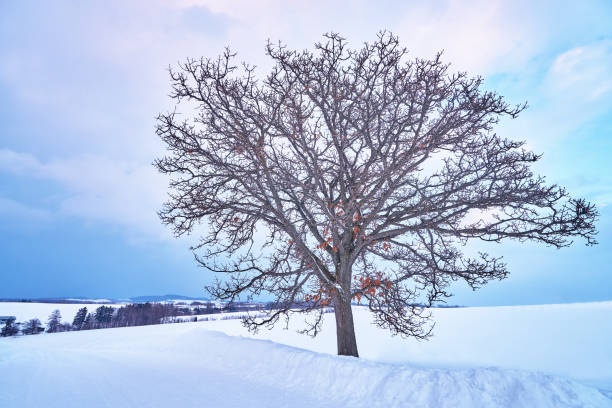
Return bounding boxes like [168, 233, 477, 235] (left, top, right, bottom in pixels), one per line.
[1, 302, 611, 407]
[205, 302, 612, 391]
[0, 302, 124, 323]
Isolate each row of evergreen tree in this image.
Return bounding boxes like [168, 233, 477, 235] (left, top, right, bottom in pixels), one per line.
[0, 303, 202, 337]
[0, 300, 282, 337]
[71, 303, 195, 330]
[1, 316, 47, 337]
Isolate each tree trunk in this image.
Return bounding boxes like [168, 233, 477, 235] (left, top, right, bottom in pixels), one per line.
[334, 294, 359, 357]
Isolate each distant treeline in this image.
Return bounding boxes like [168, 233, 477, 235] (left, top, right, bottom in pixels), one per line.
[72, 303, 189, 330]
[0, 301, 272, 337]
[1, 301, 463, 338]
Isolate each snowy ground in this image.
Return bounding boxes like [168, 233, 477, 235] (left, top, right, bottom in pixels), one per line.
[1, 302, 611, 407]
[205, 302, 612, 392]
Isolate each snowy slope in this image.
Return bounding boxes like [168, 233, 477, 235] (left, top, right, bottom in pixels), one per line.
[3, 300, 612, 390]
[203, 302, 612, 392]
[1, 322, 610, 408]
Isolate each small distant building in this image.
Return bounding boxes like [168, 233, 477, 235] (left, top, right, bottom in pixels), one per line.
[0, 316, 16, 324]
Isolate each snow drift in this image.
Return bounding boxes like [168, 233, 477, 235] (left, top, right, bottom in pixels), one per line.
[1, 319, 611, 408]
[202, 301, 612, 391]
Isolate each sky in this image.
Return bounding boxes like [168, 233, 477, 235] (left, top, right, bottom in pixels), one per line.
[0, 0, 611, 305]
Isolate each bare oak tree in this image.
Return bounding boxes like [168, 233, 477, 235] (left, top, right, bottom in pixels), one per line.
[155, 32, 597, 357]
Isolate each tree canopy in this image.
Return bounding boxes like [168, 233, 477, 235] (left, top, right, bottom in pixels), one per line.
[156, 32, 597, 356]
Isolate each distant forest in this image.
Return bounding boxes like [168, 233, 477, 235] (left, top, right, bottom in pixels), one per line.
[1, 301, 271, 337]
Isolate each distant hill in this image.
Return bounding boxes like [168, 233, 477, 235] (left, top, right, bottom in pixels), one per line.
[0, 297, 115, 304]
[129, 294, 210, 303]
[0, 294, 210, 304]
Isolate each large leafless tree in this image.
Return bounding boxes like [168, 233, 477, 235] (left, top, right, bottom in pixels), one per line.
[155, 32, 597, 357]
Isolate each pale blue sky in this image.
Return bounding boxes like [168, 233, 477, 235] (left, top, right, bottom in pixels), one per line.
[1, 0, 611, 304]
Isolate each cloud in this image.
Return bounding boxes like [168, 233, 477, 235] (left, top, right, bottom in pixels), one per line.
[0, 0, 601, 164]
[393, 0, 543, 74]
[0, 0, 610, 245]
[171, 0, 543, 74]
[490, 37, 612, 151]
[479, 38, 612, 212]
[0, 150, 40, 174]
[0, 149, 170, 240]
[548, 39, 612, 101]
[0, 1, 237, 162]
[0, 197, 52, 222]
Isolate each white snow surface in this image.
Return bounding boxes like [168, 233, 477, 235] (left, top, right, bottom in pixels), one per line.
[64, 298, 114, 303]
[1, 302, 611, 407]
[205, 302, 612, 392]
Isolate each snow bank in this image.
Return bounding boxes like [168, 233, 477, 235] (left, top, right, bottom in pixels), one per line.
[203, 301, 612, 392]
[1, 323, 610, 408]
